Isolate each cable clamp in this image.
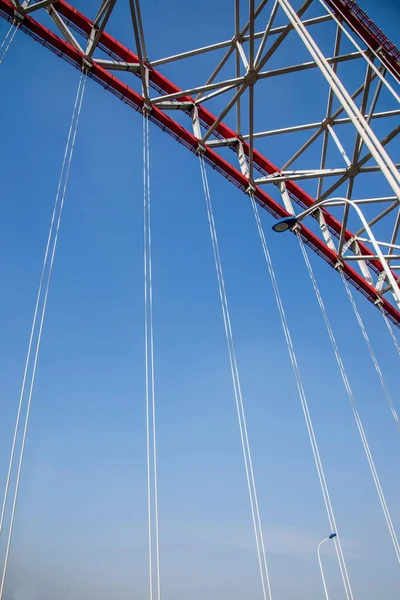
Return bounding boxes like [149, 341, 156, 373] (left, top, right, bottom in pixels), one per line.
[334, 260, 344, 271]
[13, 10, 24, 22]
[82, 58, 92, 73]
[142, 102, 152, 116]
[246, 183, 256, 196]
[292, 223, 302, 234]
[196, 143, 207, 156]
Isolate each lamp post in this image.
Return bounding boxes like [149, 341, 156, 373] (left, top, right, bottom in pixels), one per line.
[317, 533, 337, 600]
[272, 197, 400, 307]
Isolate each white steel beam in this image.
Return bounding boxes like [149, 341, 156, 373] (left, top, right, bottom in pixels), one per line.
[317, 25, 342, 198]
[202, 0, 313, 144]
[24, 0, 58, 12]
[150, 14, 332, 67]
[46, 5, 84, 54]
[128, 0, 149, 101]
[86, 0, 118, 60]
[254, 0, 279, 67]
[320, 0, 400, 98]
[151, 76, 245, 105]
[277, 0, 400, 202]
[94, 58, 140, 72]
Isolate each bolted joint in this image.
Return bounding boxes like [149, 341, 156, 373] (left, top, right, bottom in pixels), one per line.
[82, 57, 93, 73]
[374, 296, 383, 307]
[321, 116, 334, 129]
[232, 33, 243, 45]
[291, 222, 302, 234]
[13, 12, 24, 23]
[346, 164, 360, 177]
[244, 70, 258, 86]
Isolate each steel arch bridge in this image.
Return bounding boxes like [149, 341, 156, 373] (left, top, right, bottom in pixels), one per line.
[1, 0, 399, 322]
[0, 1, 399, 599]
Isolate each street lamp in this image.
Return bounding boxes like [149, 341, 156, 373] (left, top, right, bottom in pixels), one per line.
[271, 197, 400, 307]
[317, 533, 337, 600]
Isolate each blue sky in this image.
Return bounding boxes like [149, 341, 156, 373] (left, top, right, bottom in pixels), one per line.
[0, 1, 399, 599]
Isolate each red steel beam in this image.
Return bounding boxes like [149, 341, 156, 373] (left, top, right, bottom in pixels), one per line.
[324, 0, 400, 82]
[33, 1, 400, 279]
[52, 1, 398, 274]
[1, 0, 399, 325]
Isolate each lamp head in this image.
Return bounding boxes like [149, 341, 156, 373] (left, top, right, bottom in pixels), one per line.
[272, 216, 298, 232]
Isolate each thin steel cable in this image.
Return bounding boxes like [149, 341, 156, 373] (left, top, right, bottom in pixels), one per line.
[0, 72, 86, 600]
[143, 112, 161, 600]
[381, 311, 400, 357]
[0, 22, 19, 64]
[147, 116, 161, 600]
[0, 22, 13, 55]
[201, 168, 270, 593]
[199, 157, 272, 600]
[200, 160, 269, 595]
[0, 72, 85, 542]
[201, 160, 270, 600]
[341, 273, 400, 431]
[250, 197, 353, 600]
[143, 113, 153, 600]
[298, 234, 400, 564]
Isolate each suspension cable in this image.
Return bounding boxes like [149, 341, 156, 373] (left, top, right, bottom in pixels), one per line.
[199, 157, 272, 600]
[341, 273, 400, 431]
[298, 234, 400, 564]
[0, 71, 86, 600]
[143, 111, 161, 600]
[381, 310, 400, 357]
[250, 196, 353, 600]
[0, 71, 86, 542]
[0, 21, 19, 64]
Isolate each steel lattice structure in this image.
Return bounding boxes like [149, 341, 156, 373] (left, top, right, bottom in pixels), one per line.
[1, 0, 399, 323]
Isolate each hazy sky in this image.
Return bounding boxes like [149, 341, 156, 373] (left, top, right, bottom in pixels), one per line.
[0, 1, 399, 599]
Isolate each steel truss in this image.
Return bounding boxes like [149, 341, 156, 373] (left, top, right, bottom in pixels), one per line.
[1, 0, 400, 323]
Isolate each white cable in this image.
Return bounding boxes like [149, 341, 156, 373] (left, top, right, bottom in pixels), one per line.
[341, 273, 400, 431]
[143, 112, 161, 600]
[381, 310, 400, 358]
[0, 72, 86, 600]
[0, 72, 85, 545]
[0, 22, 13, 55]
[199, 157, 272, 600]
[147, 117, 161, 600]
[143, 111, 153, 600]
[201, 161, 269, 598]
[0, 21, 19, 64]
[250, 197, 353, 600]
[298, 234, 400, 564]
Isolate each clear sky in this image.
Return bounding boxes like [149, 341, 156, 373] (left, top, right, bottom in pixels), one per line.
[0, 1, 399, 599]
